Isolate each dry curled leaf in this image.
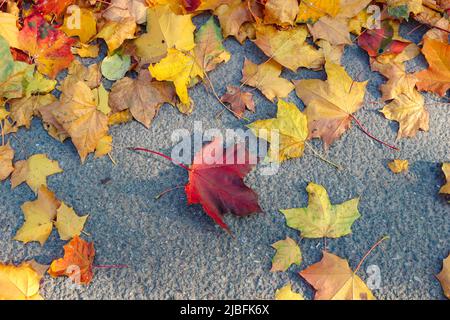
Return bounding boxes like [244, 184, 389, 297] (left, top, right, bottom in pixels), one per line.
[388, 159, 409, 173]
[0, 142, 14, 181]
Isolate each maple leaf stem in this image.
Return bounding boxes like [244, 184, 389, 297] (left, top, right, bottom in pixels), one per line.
[129, 147, 191, 171]
[350, 115, 399, 151]
[305, 142, 342, 170]
[354, 235, 390, 274]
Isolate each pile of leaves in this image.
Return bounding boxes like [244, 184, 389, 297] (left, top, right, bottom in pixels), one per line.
[0, 0, 449, 300]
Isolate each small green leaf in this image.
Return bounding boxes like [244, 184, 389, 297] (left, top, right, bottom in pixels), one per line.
[101, 53, 131, 81]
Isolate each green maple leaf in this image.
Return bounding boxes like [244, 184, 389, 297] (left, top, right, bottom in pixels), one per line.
[280, 182, 360, 238]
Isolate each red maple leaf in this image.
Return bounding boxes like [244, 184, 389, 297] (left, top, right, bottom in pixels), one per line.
[133, 138, 262, 232]
[34, 0, 76, 16]
[19, 14, 75, 78]
[358, 21, 409, 57]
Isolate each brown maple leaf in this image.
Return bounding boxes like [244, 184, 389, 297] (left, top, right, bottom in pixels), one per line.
[221, 86, 255, 119]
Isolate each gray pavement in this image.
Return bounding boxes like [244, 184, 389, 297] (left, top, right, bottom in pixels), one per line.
[0, 16, 449, 300]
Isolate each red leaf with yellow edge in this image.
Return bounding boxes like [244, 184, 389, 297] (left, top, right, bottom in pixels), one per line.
[185, 137, 262, 231]
[19, 14, 75, 78]
[48, 236, 95, 285]
[35, 0, 76, 16]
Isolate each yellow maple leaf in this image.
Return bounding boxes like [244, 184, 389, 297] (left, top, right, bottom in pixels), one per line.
[294, 61, 368, 148]
[72, 43, 100, 58]
[14, 186, 60, 245]
[95, 135, 113, 158]
[297, 0, 340, 24]
[275, 283, 304, 300]
[248, 100, 308, 162]
[61, 8, 97, 44]
[388, 159, 409, 173]
[54, 202, 88, 241]
[271, 237, 302, 272]
[254, 24, 324, 71]
[134, 5, 195, 63]
[9, 94, 56, 129]
[0, 262, 43, 300]
[96, 17, 136, 54]
[149, 48, 197, 105]
[380, 86, 429, 139]
[11, 154, 63, 193]
[51, 81, 109, 162]
[241, 59, 294, 102]
[0, 142, 14, 181]
[0, 12, 19, 49]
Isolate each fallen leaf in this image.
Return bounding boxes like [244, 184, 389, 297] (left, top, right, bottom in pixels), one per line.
[388, 159, 409, 173]
[110, 70, 176, 128]
[300, 251, 375, 300]
[0, 143, 14, 181]
[19, 14, 75, 79]
[103, 0, 148, 24]
[185, 137, 261, 231]
[96, 17, 137, 54]
[387, 0, 423, 19]
[95, 134, 113, 158]
[72, 43, 100, 58]
[294, 61, 368, 148]
[415, 37, 450, 97]
[0, 262, 43, 300]
[134, 5, 195, 62]
[60, 60, 101, 91]
[24, 71, 57, 97]
[11, 154, 63, 193]
[271, 237, 302, 272]
[308, 16, 352, 46]
[437, 253, 450, 299]
[241, 59, 294, 101]
[10, 94, 56, 129]
[51, 81, 109, 162]
[35, 0, 75, 16]
[101, 53, 131, 81]
[221, 86, 255, 119]
[440, 163, 450, 195]
[275, 283, 304, 300]
[61, 7, 97, 44]
[93, 84, 111, 115]
[14, 186, 61, 245]
[358, 22, 411, 58]
[48, 236, 95, 285]
[380, 86, 429, 139]
[263, 0, 299, 26]
[0, 35, 35, 100]
[248, 100, 308, 163]
[55, 203, 88, 241]
[281, 182, 360, 238]
[194, 17, 231, 74]
[149, 48, 198, 105]
[254, 24, 324, 71]
[214, 0, 253, 40]
[0, 12, 20, 49]
[108, 109, 133, 126]
[297, 0, 340, 24]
